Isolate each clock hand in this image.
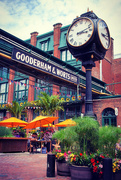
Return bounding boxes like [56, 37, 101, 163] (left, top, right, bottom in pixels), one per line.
[101, 33, 108, 41]
[77, 30, 88, 35]
[77, 26, 90, 35]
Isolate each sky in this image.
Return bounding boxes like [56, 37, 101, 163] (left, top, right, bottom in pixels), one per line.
[0, 0, 121, 55]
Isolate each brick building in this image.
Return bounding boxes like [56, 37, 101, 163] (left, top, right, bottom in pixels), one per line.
[0, 21, 121, 127]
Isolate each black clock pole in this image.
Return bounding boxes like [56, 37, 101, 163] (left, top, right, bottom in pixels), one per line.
[66, 11, 110, 119]
[82, 60, 95, 117]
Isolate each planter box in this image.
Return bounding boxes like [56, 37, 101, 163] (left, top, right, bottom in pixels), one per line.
[0, 137, 28, 153]
[56, 160, 70, 176]
[70, 165, 92, 180]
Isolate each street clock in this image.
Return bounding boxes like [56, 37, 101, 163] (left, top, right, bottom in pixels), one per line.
[66, 11, 110, 61]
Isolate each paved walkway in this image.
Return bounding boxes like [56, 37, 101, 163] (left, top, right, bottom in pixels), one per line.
[0, 152, 71, 180]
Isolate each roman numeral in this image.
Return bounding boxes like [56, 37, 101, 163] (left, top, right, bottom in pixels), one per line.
[70, 38, 74, 43]
[69, 34, 73, 38]
[73, 41, 77, 46]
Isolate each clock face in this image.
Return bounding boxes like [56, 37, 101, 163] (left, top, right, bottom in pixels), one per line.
[66, 17, 94, 47]
[98, 19, 110, 50]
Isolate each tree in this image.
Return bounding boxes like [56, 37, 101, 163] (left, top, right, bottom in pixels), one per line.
[6, 101, 28, 119]
[34, 92, 64, 116]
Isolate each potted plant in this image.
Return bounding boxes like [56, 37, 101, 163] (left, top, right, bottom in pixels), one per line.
[98, 126, 121, 158]
[52, 116, 99, 179]
[113, 159, 121, 180]
[68, 151, 92, 180]
[52, 148, 71, 176]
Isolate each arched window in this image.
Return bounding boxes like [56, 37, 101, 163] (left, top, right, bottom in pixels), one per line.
[102, 108, 117, 126]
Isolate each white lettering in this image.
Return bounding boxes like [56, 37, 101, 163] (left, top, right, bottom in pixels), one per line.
[37, 60, 40, 67]
[57, 69, 70, 80]
[33, 59, 37, 66]
[48, 65, 51, 72]
[30, 57, 33, 64]
[25, 56, 29, 63]
[52, 67, 56, 74]
[71, 75, 77, 83]
[16, 52, 21, 60]
[21, 54, 25, 61]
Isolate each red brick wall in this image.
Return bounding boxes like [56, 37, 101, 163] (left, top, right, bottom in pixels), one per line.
[93, 97, 121, 126]
[27, 32, 38, 123]
[30, 32, 38, 46]
[6, 69, 15, 118]
[53, 23, 62, 58]
[7, 69, 15, 104]
[92, 61, 100, 79]
[112, 58, 121, 94]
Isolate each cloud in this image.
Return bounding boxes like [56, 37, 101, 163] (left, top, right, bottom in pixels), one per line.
[0, 0, 121, 55]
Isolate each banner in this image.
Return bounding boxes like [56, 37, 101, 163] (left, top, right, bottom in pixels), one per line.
[12, 48, 79, 85]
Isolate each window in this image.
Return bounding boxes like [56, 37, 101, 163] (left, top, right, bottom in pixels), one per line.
[61, 49, 75, 61]
[34, 79, 52, 100]
[14, 79, 28, 102]
[41, 41, 48, 51]
[102, 108, 117, 126]
[61, 51, 66, 61]
[0, 67, 9, 79]
[0, 83, 8, 104]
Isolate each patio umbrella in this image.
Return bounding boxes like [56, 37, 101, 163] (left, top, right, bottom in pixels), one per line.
[55, 119, 76, 127]
[23, 115, 58, 129]
[0, 117, 28, 128]
[42, 123, 55, 128]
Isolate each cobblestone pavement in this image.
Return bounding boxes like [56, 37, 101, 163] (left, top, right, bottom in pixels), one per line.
[0, 152, 71, 180]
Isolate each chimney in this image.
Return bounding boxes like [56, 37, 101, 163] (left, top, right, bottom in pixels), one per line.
[30, 31, 39, 46]
[53, 23, 62, 58]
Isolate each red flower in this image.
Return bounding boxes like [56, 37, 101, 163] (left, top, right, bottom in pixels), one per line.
[92, 162, 96, 166]
[97, 161, 99, 164]
[91, 158, 95, 163]
[74, 157, 76, 161]
[93, 166, 98, 172]
[80, 153, 83, 156]
[100, 155, 104, 158]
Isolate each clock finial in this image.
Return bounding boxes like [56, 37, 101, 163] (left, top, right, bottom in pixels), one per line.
[87, 7, 89, 12]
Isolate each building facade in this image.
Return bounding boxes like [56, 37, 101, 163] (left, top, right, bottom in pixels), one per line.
[0, 22, 121, 127]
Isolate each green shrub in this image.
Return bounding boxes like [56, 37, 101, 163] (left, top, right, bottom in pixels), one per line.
[52, 116, 99, 153]
[74, 116, 99, 154]
[0, 126, 13, 137]
[98, 126, 121, 158]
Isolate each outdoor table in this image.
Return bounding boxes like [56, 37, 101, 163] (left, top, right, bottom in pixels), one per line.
[30, 139, 51, 153]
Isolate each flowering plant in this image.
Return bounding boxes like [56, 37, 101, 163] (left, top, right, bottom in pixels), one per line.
[52, 148, 71, 162]
[113, 159, 121, 173]
[68, 152, 91, 166]
[89, 151, 109, 178]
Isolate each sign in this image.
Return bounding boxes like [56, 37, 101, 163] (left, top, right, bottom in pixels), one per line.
[115, 107, 118, 116]
[12, 48, 79, 85]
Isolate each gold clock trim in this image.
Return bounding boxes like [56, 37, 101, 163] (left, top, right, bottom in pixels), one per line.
[97, 19, 111, 50]
[66, 17, 94, 47]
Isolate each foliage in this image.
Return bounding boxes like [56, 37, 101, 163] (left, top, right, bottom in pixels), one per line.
[89, 150, 109, 178]
[98, 126, 121, 158]
[34, 92, 64, 116]
[113, 159, 121, 173]
[0, 126, 13, 137]
[52, 127, 78, 152]
[73, 116, 99, 153]
[52, 116, 99, 153]
[52, 128, 65, 150]
[5, 101, 28, 119]
[68, 152, 91, 166]
[52, 148, 71, 162]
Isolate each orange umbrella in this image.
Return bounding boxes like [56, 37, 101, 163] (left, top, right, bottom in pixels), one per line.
[55, 119, 76, 127]
[0, 117, 28, 128]
[23, 115, 58, 129]
[42, 123, 55, 128]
